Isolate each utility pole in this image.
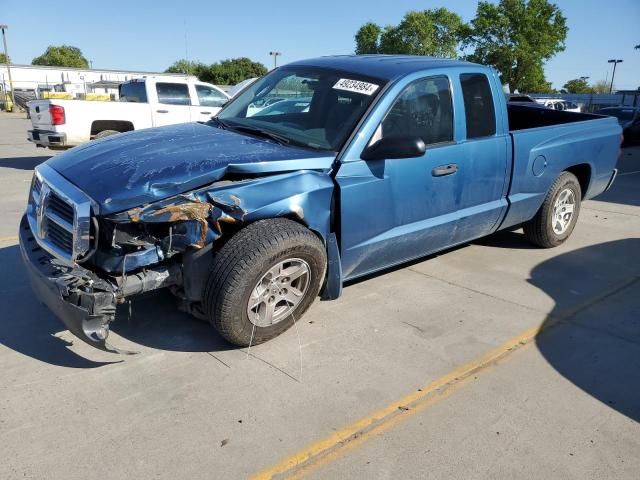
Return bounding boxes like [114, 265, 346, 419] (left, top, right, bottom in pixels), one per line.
[0, 24, 16, 110]
[269, 51, 282, 69]
[607, 59, 623, 94]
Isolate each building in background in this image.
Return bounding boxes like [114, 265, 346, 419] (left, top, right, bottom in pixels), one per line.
[0, 64, 193, 109]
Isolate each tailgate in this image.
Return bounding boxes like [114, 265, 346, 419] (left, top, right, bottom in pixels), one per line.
[29, 101, 54, 129]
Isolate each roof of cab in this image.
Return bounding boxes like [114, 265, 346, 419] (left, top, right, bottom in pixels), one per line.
[286, 55, 482, 81]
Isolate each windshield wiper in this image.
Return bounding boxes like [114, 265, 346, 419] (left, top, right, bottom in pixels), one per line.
[226, 124, 291, 145]
[209, 117, 229, 129]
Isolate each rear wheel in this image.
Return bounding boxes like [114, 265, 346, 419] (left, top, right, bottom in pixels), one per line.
[523, 171, 582, 248]
[203, 219, 326, 346]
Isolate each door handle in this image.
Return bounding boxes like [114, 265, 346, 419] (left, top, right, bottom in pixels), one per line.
[432, 163, 458, 177]
[156, 109, 169, 113]
[200, 111, 212, 115]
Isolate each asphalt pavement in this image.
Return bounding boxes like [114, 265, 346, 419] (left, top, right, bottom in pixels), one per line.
[0, 112, 638, 480]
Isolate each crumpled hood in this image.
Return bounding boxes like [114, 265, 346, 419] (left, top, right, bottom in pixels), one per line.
[47, 122, 335, 214]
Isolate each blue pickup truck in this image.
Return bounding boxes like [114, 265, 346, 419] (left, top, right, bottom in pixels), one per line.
[19, 55, 621, 352]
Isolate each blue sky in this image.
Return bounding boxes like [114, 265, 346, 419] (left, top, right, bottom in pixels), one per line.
[3, 0, 639, 90]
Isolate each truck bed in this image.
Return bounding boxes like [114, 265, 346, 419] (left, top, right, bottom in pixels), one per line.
[507, 103, 603, 131]
[27, 99, 152, 147]
[501, 104, 621, 230]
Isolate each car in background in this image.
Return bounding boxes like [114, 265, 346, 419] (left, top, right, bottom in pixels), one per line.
[563, 101, 581, 113]
[27, 76, 230, 149]
[246, 96, 286, 116]
[536, 98, 581, 112]
[508, 94, 537, 103]
[226, 77, 258, 98]
[507, 100, 547, 109]
[263, 97, 286, 107]
[596, 106, 640, 146]
[250, 97, 311, 116]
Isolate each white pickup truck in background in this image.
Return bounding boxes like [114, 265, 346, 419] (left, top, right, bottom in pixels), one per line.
[27, 76, 230, 149]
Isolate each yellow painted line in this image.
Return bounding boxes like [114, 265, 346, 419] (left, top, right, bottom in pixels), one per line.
[0, 235, 18, 243]
[286, 374, 470, 480]
[251, 276, 638, 480]
[250, 324, 543, 480]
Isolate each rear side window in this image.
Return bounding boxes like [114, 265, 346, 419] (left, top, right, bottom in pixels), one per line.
[460, 73, 496, 138]
[119, 82, 147, 103]
[156, 83, 191, 105]
[378, 76, 454, 146]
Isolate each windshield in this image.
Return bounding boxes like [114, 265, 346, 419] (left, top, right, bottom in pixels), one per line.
[216, 67, 386, 151]
[598, 109, 636, 123]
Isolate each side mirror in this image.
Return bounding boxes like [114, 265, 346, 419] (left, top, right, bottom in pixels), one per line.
[361, 135, 426, 161]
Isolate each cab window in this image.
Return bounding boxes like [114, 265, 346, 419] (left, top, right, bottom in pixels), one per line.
[196, 85, 227, 107]
[156, 83, 191, 106]
[460, 73, 496, 138]
[119, 82, 147, 103]
[375, 76, 454, 146]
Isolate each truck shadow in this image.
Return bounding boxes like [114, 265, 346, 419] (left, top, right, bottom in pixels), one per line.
[2, 236, 638, 401]
[109, 291, 234, 353]
[532, 238, 640, 422]
[472, 228, 536, 250]
[0, 156, 51, 171]
[0, 243, 232, 369]
[0, 244, 116, 368]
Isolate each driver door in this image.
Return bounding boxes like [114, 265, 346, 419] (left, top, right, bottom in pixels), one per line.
[336, 75, 465, 280]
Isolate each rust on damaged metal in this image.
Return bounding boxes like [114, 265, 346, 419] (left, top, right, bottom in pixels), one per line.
[127, 197, 246, 249]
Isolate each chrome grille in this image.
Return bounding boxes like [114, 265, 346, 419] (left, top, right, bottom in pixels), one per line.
[32, 176, 42, 198]
[47, 220, 74, 253]
[48, 192, 74, 225]
[27, 164, 95, 264]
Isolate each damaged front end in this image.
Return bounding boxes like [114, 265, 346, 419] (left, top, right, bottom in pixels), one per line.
[19, 216, 182, 353]
[111, 188, 245, 260]
[19, 186, 247, 353]
[21, 162, 336, 353]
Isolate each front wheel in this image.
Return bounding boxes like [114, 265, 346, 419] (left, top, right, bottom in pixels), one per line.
[523, 171, 582, 248]
[203, 219, 327, 346]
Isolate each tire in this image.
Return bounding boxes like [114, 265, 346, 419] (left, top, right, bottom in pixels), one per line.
[94, 129, 120, 139]
[203, 218, 327, 346]
[523, 171, 582, 248]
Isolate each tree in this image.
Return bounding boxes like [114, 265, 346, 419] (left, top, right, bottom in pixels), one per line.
[32, 45, 89, 68]
[209, 57, 268, 85]
[165, 59, 207, 77]
[464, 0, 568, 93]
[355, 22, 382, 54]
[355, 8, 465, 58]
[591, 80, 610, 94]
[519, 62, 555, 93]
[0, 53, 7, 63]
[562, 78, 592, 94]
[165, 57, 267, 85]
